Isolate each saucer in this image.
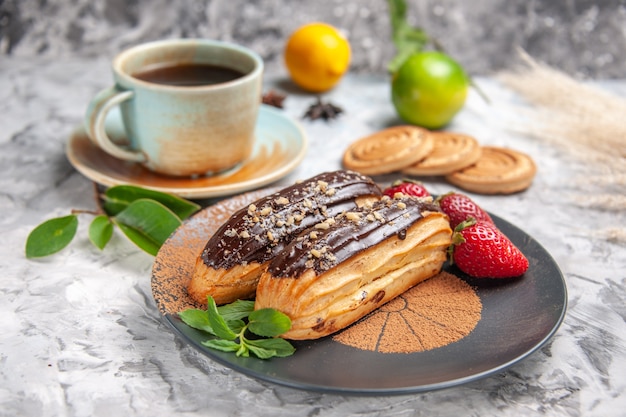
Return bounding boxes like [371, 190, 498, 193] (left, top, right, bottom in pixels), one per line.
[66, 105, 308, 199]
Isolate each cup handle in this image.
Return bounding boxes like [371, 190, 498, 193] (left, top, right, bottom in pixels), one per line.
[84, 87, 146, 163]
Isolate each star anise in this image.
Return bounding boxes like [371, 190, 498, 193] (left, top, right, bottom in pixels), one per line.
[262, 90, 287, 108]
[302, 97, 343, 121]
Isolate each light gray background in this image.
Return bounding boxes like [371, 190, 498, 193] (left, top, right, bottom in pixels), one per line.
[1, 0, 624, 78]
[2, 2, 625, 416]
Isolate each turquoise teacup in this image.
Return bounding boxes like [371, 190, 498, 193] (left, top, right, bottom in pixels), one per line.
[84, 39, 263, 177]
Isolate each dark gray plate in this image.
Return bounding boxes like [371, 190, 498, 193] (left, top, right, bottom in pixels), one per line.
[153, 197, 567, 396]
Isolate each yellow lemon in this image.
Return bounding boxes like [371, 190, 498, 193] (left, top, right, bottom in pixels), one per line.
[284, 22, 351, 93]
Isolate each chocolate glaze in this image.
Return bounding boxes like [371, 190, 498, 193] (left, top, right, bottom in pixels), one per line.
[201, 170, 382, 269]
[267, 196, 442, 278]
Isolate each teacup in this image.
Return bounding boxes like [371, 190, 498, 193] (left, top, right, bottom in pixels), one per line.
[84, 38, 263, 177]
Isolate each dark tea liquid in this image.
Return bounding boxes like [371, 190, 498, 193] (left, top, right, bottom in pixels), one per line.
[133, 63, 245, 86]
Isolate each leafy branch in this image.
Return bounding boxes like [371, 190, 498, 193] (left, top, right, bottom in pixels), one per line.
[179, 296, 296, 359]
[386, 0, 489, 102]
[387, 0, 431, 74]
[25, 184, 200, 258]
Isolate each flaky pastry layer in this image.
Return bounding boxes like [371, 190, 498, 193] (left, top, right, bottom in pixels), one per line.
[255, 209, 452, 340]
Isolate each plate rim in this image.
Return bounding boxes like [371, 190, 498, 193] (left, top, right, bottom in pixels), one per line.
[152, 191, 568, 395]
[66, 104, 308, 199]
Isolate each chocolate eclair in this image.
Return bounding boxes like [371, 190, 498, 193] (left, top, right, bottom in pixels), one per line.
[188, 170, 382, 305]
[255, 195, 452, 340]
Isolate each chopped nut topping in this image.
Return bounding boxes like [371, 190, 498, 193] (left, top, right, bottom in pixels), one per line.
[345, 212, 361, 222]
[260, 207, 272, 216]
[314, 218, 336, 230]
[240, 230, 250, 238]
[309, 231, 318, 239]
[310, 249, 322, 258]
[397, 202, 407, 209]
[275, 197, 289, 205]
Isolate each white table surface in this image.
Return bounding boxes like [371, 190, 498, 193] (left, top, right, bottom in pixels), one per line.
[1, 55, 625, 416]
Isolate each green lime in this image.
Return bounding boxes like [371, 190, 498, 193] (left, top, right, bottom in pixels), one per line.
[391, 51, 469, 129]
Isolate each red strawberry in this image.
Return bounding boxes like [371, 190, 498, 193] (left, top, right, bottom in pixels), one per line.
[449, 219, 529, 279]
[383, 179, 430, 198]
[437, 192, 493, 229]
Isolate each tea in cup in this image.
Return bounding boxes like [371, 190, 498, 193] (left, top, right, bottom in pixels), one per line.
[84, 38, 264, 177]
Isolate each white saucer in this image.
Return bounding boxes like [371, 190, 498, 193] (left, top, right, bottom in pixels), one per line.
[66, 105, 308, 199]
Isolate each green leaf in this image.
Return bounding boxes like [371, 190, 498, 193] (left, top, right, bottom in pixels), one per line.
[225, 319, 246, 334]
[206, 296, 238, 341]
[88, 215, 113, 250]
[103, 185, 200, 219]
[218, 299, 255, 321]
[178, 309, 215, 335]
[201, 339, 240, 352]
[246, 338, 296, 358]
[386, 0, 430, 73]
[179, 297, 296, 360]
[112, 199, 182, 255]
[248, 308, 292, 337]
[25, 215, 78, 258]
[236, 343, 250, 357]
[245, 343, 276, 360]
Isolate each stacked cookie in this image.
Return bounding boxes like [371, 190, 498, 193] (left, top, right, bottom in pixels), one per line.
[342, 126, 536, 194]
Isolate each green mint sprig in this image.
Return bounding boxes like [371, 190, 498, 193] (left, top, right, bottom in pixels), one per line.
[25, 184, 200, 258]
[179, 296, 296, 359]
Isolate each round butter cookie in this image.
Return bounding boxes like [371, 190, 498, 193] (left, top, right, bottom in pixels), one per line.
[445, 146, 536, 194]
[342, 126, 434, 175]
[403, 131, 482, 176]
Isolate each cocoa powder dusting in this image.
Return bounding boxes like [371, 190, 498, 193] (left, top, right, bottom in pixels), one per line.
[332, 271, 482, 354]
[153, 190, 482, 354]
[152, 188, 277, 315]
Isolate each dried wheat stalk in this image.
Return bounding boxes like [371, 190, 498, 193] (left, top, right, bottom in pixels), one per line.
[498, 50, 626, 162]
[497, 50, 625, 243]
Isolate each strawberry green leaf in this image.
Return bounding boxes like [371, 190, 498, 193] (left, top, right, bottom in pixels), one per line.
[248, 308, 292, 337]
[88, 215, 113, 250]
[112, 199, 182, 255]
[103, 185, 200, 219]
[25, 215, 78, 258]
